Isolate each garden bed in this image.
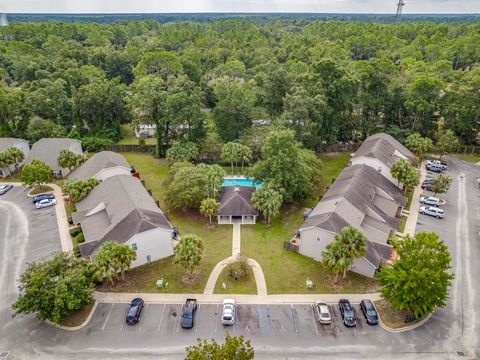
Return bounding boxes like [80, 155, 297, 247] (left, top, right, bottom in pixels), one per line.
[214, 262, 257, 295]
[61, 300, 96, 328]
[374, 299, 422, 329]
[29, 185, 54, 196]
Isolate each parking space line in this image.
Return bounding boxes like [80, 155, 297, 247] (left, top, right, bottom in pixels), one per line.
[139, 303, 148, 332]
[311, 304, 319, 334]
[176, 304, 182, 332]
[157, 304, 166, 332]
[101, 303, 114, 331]
[290, 304, 298, 333]
[195, 304, 200, 333]
[215, 304, 219, 333]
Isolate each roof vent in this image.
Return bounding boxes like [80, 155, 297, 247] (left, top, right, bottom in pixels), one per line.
[234, 187, 240, 192]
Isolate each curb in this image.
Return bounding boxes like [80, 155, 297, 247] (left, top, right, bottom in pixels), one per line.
[46, 301, 98, 331]
[378, 311, 433, 333]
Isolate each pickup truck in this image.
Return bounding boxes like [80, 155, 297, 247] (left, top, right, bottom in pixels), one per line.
[180, 299, 197, 329]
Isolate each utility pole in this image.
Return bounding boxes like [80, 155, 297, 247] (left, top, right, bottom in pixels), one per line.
[396, 0, 405, 21]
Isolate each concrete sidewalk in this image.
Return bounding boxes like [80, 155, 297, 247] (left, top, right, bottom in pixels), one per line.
[94, 291, 381, 304]
[403, 162, 427, 236]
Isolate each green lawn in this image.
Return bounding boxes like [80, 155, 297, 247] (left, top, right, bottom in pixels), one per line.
[214, 262, 257, 295]
[456, 154, 480, 164]
[117, 124, 156, 145]
[405, 189, 414, 210]
[398, 216, 408, 233]
[319, 153, 351, 188]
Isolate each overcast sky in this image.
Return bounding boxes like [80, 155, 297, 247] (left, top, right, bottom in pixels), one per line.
[1, 0, 479, 14]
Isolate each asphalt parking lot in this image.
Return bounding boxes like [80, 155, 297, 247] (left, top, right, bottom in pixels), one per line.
[85, 301, 383, 340]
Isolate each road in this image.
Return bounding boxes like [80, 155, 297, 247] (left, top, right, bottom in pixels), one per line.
[0, 156, 479, 359]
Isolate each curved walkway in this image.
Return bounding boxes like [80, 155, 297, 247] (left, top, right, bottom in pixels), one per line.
[203, 223, 268, 296]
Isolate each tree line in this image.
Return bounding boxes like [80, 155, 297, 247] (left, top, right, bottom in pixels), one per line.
[0, 20, 478, 154]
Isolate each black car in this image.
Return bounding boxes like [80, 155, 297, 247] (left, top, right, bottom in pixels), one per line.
[32, 193, 55, 203]
[338, 299, 356, 327]
[0, 184, 13, 195]
[360, 299, 378, 325]
[126, 298, 144, 325]
[421, 183, 436, 191]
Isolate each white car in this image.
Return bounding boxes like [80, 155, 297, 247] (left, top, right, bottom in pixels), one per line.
[221, 299, 236, 326]
[315, 301, 332, 324]
[36, 198, 57, 209]
[419, 196, 441, 206]
[420, 206, 444, 219]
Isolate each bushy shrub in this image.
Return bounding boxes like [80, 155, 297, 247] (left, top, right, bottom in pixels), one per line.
[69, 227, 81, 237]
[74, 232, 85, 244]
[81, 137, 114, 152]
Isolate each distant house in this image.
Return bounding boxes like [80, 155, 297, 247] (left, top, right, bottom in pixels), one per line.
[135, 124, 156, 138]
[217, 186, 259, 225]
[351, 133, 416, 185]
[297, 164, 406, 278]
[0, 138, 30, 177]
[72, 175, 174, 268]
[69, 151, 131, 181]
[25, 138, 83, 177]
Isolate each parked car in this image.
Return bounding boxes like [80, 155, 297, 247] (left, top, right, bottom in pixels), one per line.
[35, 198, 57, 209]
[32, 193, 55, 203]
[426, 160, 447, 170]
[126, 297, 144, 325]
[420, 206, 444, 219]
[419, 196, 442, 206]
[221, 299, 236, 326]
[426, 163, 444, 173]
[0, 184, 13, 195]
[181, 299, 198, 329]
[315, 300, 332, 325]
[421, 183, 436, 191]
[338, 299, 356, 327]
[360, 299, 378, 325]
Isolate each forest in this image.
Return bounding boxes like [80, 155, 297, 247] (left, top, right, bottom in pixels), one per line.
[0, 19, 479, 155]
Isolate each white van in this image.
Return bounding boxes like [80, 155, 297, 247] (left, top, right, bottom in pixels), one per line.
[426, 163, 444, 173]
[420, 206, 444, 219]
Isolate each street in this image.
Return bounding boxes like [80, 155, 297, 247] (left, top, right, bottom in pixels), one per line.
[0, 156, 479, 359]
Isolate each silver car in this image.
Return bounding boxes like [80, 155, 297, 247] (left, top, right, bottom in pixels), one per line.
[420, 206, 444, 219]
[0, 184, 13, 195]
[221, 299, 235, 326]
[36, 198, 57, 209]
[419, 196, 441, 206]
[315, 301, 332, 324]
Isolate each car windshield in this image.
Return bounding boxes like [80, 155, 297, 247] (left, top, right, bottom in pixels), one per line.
[321, 312, 330, 318]
[344, 310, 353, 317]
[367, 310, 377, 316]
[223, 316, 232, 320]
[128, 306, 137, 317]
[183, 312, 192, 319]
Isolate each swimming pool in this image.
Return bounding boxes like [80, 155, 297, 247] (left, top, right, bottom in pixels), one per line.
[222, 177, 262, 189]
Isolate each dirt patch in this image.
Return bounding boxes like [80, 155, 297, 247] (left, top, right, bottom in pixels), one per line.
[62, 300, 95, 328]
[181, 270, 202, 287]
[28, 185, 54, 196]
[374, 299, 422, 329]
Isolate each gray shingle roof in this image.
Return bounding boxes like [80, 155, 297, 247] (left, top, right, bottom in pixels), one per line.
[352, 133, 416, 168]
[69, 151, 130, 180]
[300, 212, 349, 233]
[74, 174, 172, 257]
[0, 138, 27, 152]
[217, 186, 259, 217]
[25, 138, 82, 171]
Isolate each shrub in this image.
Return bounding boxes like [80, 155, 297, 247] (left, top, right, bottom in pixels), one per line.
[69, 227, 81, 237]
[229, 256, 250, 279]
[74, 232, 85, 244]
[81, 137, 114, 152]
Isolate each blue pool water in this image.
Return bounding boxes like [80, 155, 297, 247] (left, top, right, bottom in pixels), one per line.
[222, 178, 262, 189]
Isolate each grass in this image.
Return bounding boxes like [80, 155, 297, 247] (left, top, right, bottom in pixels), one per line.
[398, 216, 408, 233]
[405, 189, 414, 210]
[374, 299, 421, 329]
[117, 124, 156, 145]
[62, 300, 95, 327]
[319, 152, 351, 189]
[29, 185, 54, 195]
[214, 262, 257, 295]
[456, 154, 480, 164]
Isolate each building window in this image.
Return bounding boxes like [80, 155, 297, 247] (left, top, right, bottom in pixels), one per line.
[146, 255, 151, 263]
[131, 243, 137, 250]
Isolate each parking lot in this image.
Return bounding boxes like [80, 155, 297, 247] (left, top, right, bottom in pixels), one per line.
[85, 301, 383, 340]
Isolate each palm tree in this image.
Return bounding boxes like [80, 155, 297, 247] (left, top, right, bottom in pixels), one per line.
[221, 142, 242, 174]
[322, 241, 351, 284]
[5, 147, 24, 171]
[251, 185, 283, 224]
[174, 234, 203, 279]
[238, 144, 252, 173]
[94, 250, 117, 287]
[0, 152, 9, 173]
[335, 227, 368, 279]
[114, 243, 137, 281]
[200, 198, 220, 225]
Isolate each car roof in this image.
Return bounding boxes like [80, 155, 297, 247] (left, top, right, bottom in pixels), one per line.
[362, 299, 374, 308]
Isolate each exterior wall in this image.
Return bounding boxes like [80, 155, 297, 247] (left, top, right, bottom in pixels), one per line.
[95, 166, 131, 181]
[350, 257, 376, 278]
[125, 227, 174, 268]
[217, 215, 256, 224]
[0, 141, 30, 177]
[351, 156, 397, 185]
[298, 227, 335, 261]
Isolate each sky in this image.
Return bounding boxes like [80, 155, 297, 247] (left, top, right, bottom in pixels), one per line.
[1, 0, 479, 14]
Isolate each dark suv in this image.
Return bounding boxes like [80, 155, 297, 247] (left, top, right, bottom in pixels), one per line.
[32, 193, 55, 203]
[126, 298, 144, 325]
[360, 299, 378, 325]
[338, 299, 356, 327]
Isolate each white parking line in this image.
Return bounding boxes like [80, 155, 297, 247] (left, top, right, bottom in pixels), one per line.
[157, 304, 166, 332]
[195, 304, 200, 333]
[311, 304, 319, 334]
[139, 303, 149, 332]
[101, 303, 114, 331]
[215, 304, 219, 333]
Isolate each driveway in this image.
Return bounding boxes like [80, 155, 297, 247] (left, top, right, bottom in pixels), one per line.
[0, 157, 479, 360]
